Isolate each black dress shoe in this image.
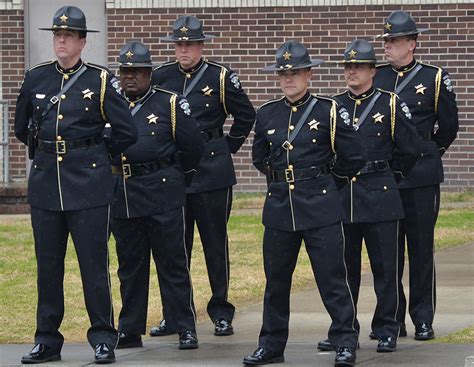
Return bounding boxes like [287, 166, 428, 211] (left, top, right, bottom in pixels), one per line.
[94, 343, 115, 364]
[150, 319, 176, 337]
[399, 323, 407, 337]
[317, 338, 334, 351]
[415, 323, 435, 340]
[21, 344, 61, 364]
[377, 336, 397, 353]
[243, 347, 284, 365]
[369, 330, 378, 340]
[334, 347, 356, 367]
[116, 332, 143, 349]
[214, 318, 234, 336]
[178, 330, 199, 350]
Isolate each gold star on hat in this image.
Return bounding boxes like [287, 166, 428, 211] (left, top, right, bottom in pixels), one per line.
[126, 51, 134, 59]
[180, 26, 188, 34]
[147, 114, 158, 124]
[372, 112, 384, 123]
[59, 14, 68, 23]
[348, 49, 357, 59]
[283, 51, 292, 61]
[385, 22, 392, 30]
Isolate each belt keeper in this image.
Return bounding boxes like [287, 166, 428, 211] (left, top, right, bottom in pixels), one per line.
[284, 168, 295, 183]
[122, 164, 131, 179]
[56, 140, 66, 154]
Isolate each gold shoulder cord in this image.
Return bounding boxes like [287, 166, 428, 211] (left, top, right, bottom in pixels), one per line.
[220, 67, 229, 116]
[170, 94, 177, 142]
[330, 102, 336, 153]
[434, 68, 442, 115]
[100, 70, 108, 121]
[390, 93, 396, 141]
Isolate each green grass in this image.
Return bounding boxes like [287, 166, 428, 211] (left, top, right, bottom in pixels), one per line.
[429, 326, 474, 344]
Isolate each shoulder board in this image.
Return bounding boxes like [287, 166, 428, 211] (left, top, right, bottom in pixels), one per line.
[205, 60, 229, 71]
[375, 88, 395, 96]
[28, 60, 55, 71]
[152, 86, 178, 97]
[417, 62, 442, 72]
[84, 62, 109, 73]
[314, 94, 338, 105]
[258, 97, 285, 110]
[332, 91, 346, 98]
[375, 63, 391, 69]
[153, 60, 178, 71]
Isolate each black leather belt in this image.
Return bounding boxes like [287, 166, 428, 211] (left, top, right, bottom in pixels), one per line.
[271, 164, 331, 183]
[357, 160, 389, 175]
[112, 157, 174, 178]
[201, 127, 223, 142]
[419, 131, 432, 140]
[37, 135, 103, 154]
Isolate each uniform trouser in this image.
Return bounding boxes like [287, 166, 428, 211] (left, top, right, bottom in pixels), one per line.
[397, 184, 440, 326]
[185, 187, 235, 322]
[344, 221, 400, 339]
[112, 207, 196, 335]
[258, 222, 359, 354]
[30, 205, 117, 351]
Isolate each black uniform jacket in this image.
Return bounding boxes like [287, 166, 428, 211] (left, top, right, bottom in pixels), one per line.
[334, 88, 421, 223]
[15, 60, 137, 211]
[152, 58, 256, 194]
[374, 60, 458, 189]
[252, 92, 367, 232]
[111, 87, 205, 219]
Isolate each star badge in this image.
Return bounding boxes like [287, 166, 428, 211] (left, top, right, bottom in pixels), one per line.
[180, 26, 188, 34]
[384, 22, 392, 30]
[126, 51, 134, 59]
[372, 112, 384, 123]
[59, 14, 68, 23]
[348, 49, 357, 59]
[147, 113, 158, 124]
[415, 83, 427, 95]
[308, 119, 320, 131]
[202, 85, 213, 96]
[82, 89, 94, 100]
[283, 51, 292, 61]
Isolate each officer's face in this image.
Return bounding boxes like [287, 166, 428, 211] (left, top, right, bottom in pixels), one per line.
[175, 41, 204, 69]
[53, 30, 86, 67]
[278, 68, 312, 103]
[344, 64, 376, 93]
[119, 67, 152, 97]
[383, 36, 416, 67]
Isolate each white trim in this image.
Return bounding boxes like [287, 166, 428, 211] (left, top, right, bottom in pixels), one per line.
[340, 221, 358, 333]
[394, 219, 400, 335]
[182, 206, 197, 322]
[224, 187, 231, 300]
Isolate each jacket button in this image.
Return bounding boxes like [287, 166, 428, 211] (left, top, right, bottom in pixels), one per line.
[92, 163, 97, 168]
[288, 145, 294, 150]
[356, 100, 361, 106]
[85, 107, 89, 111]
[312, 139, 316, 143]
[288, 164, 293, 169]
[122, 156, 127, 161]
[151, 131, 155, 135]
[57, 156, 63, 162]
[268, 192, 272, 196]
[322, 189, 327, 194]
[61, 94, 66, 100]
[289, 184, 295, 190]
[289, 125, 295, 131]
[352, 177, 357, 182]
[64, 74, 69, 80]
[206, 103, 210, 107]
[34, 165, 37, 168]
[292, 107, 297, 112]
[56, 136, 62, 141]
[210, 151, 215, 156]
[383, 185, 388, 190]
[58, 114, 64, 120]
[162, 178, 166, 182]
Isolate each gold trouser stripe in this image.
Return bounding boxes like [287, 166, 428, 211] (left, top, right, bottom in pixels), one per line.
[434, 69, 442, 115]
[220, 68, 228, 115]
[100, 70, 108, 121]
[390, 93, 396, 141]
[170, 94, 177, 141]
[330, 101, 336, 153]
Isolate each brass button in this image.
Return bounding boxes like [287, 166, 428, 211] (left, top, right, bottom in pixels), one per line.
[288, 164, 293, 169]
[162, 178, 166, 182]
[354, 118, 359, 123]
[85, 107, 89, 111]
[64, 74, 69, 80]
[151, 132, 155, 135]
[56, 136, 62, 141]
[57, 156, 63, 162]
[288, 144, 294, 150]
[291, 107, 297, 112]
[289, 184, 295, 190]
[418, 101, 421, 105]
[399, 72, 404, 77]
[322, 189, 327, 194]
[58, 114, 63, 120]
[383, 185, 388, 190]
[61, 94, 66, 100]
[92, 163, 97, 168]
[356, 100, 361, 106]
[186, 73, 191, 78]
[352, 177, 357, 182]
[210, 151, 215, 156]
[289, 125, 295, 131]
[312, 139, 316, 143]
[129, 102, 135, 108]
[269, 142, 273, 146]
[377, 132, 381, 136]
[206, 103, 209, 107]
[122, 156, 127, 161]
[36, 106, 40, 109]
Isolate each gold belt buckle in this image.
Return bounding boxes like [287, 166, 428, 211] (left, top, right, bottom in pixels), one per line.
[285, 168, 295, 183]
[122, 164, 131, 178]
[56, 140, 66, 154]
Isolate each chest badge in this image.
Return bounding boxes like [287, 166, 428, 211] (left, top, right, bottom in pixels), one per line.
[308, 119, 320, 131]
[202, 85, 213, 96]
[372, 112, 384, 123]
[147, 113, 158, 124]
[415, 83, 427, 95]
[82, 89, 94, 100]
[267, 129, 275, 135]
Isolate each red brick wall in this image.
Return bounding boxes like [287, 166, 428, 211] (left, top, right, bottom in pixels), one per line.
[1, 9, 25, 180]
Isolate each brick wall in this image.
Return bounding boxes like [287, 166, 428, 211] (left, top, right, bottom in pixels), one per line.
[1, 9, 25, 180]
[107, 4, 474, 192]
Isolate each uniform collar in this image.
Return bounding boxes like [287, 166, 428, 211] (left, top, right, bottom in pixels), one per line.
[392, 58, 417, 73]
[348, 86, 375, 101]
[178, 58, 205, 75]
[123, 86, 153, 107]
[56, 59, 84, 75]
[284, 91, 312, 108]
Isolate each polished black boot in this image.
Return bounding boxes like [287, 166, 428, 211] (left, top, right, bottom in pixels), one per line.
[317, 338, 334, 351]
[94, 343, 115, 364]
[178, 330, 199, 350]
[214, 318, 234, 336]
[243, 347, 284, 365]
[377, 336, 397, 352]
[116, 332, 143, 349]
[415, 323, 435, 340]
[150, 319, 176, 337]
[334, 347, 356, 367]
[21, 344, 61, 364]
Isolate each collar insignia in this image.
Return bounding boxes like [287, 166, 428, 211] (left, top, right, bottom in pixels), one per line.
[82, 89, 94, 100]
[372, 112, 384, 123]
[283, 51, 292, 61]
[147, 113, 158, 124]
[415, 83, 427, 95]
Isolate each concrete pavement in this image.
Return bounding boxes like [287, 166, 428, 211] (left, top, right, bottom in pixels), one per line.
[1, 243, 473, 366]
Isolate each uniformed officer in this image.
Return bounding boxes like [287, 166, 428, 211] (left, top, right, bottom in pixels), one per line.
[242, 41, 366, 367]
[374, 11, 459, 340]
[14, 6, 137, 364]
[317, 39, 420, 354]
[111, 41, 204, 350]
[149, 15, 256, 337]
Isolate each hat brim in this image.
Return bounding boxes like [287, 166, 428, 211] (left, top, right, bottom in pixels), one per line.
[119, 62, 154, 68]
[159, 34, 216, 42]
[39, 26, 99, 33]
[374, 28, 429, 39]
[262, 59, 325, 72]
[339, 59, 381, 65]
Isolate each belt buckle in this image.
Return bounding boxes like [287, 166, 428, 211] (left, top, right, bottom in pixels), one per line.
[122, 164, 131, 179]
[285, 168, 295, 183]
[56, 140, 66, 154]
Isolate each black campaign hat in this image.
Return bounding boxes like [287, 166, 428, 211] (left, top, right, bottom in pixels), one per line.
[160, 15, 216, 42]
[39, 5, 98, 33]
[119, 41, 153, 68]
[340, 39, 378, 64]
[376, 10, 428, 39]
[262, 40, 324, 72]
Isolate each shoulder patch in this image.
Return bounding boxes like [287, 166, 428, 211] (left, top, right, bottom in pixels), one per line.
[28, 60, 55, 71]
[229, 72, 242, 90]
[178, 97, 192, 116]
[338, 106, 352, 126]
[258, 97, 285, 110]
[442, 73, 454, 93]
[109, 75, 121, 95]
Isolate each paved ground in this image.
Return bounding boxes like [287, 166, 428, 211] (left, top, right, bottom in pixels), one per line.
[1, 243, 473, 366]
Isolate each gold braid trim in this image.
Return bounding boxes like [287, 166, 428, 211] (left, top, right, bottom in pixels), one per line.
[434, 68, 442, 115]
[330, 101, 337, 153]
[220, 67, 229, 116]
[170, 94, 177, 142]
[390, 93, 396, 141]
[99, 70, 108, 121]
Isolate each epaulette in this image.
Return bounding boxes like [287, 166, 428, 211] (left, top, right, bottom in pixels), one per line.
[332, 91, 347, 98]
[153, 60, 177, 71]
[85, 62, 110, 73]
[314, 94, 338, 106]
[257, 97, 285, 110]
[376, 88, 395, 96]
[152, 86, 178, 97]
[417, 61, 442, 72]
[28, 60, 55, 71]
[375, 63, 391, 69]
[205, 59, 229, 72]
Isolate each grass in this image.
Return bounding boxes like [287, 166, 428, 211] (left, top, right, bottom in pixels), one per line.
[0, 190, 473, 343]
[430, 326, 474, 344]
